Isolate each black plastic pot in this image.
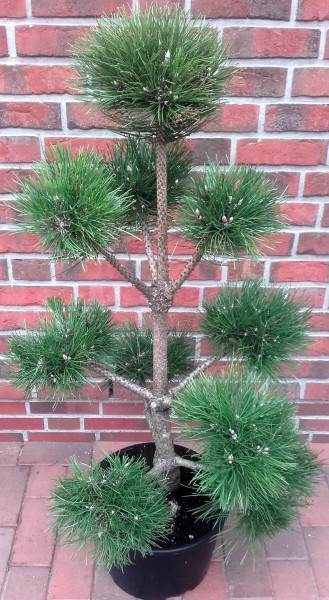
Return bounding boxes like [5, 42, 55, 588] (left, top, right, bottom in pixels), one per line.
[102, 442, 223, 600]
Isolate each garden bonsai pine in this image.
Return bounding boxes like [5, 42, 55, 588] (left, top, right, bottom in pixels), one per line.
[9, 6, 320, 573]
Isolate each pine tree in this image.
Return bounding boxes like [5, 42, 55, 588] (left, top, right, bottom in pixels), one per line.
[9, 7, 320, 570]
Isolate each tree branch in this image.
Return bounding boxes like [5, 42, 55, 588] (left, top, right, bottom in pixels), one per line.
[147, 454, 202, 478]
[141, 221, 157, 282]
[88, 361, 153, 400]
[173, 355, 219, 395]
[101, 247, 151, 299]
[169, 247, 203, 294]
[174, 456, 202, 471]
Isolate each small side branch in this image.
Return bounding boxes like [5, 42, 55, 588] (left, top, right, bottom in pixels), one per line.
[147, 454, 202, 478]
[169, 247, 203, 294]
[141, 221, 157, 282]
[174, 456, 202, 472]
[101, 248, 151, 299]
[173, 355, 219, 395]
[89, 361, 153, 401]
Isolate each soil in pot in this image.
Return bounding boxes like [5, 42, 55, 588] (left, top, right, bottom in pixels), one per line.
[100, 443, 224, 600]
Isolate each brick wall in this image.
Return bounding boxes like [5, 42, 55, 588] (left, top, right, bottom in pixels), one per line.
[0, 0, 328, 443]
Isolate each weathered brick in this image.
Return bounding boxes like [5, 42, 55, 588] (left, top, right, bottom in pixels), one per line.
[184, 562, 227, 600]
[224, 540, 272, 598]
[0, 417, 43, 430]
[0, 383, 26, 400]
[270, 261, 329, 282]
[298, 233, 329, 255]
[237, 139, 327, 166]
[0, 102, 61, 130]
[0, 137, 40, 163]
[304, 172, 329, 196]
[0, 65, 75, 95]
[305, 383, 329, 400]
[258, 232, 294, 256]
[66, 102, 115, 130]
[0, 528, 15, 592]
[201, 104, 259, 133]
[93, 568, 133, 600]
[299, 478, 329, 526]
[0, 310, 46, 330]
[298, 403, 329, 416]
[44, 137, 115, 155]
[16, 25, 90, 57]
[12, 259, 51, 281]
[306, 336, 329, 355]
[0, 441, 22, 465]
[0, 169, 32, 194]
[28, 432, 95, 442]
[48, 543, 94, 600]
[12, 497, 53, 565]
[229, 67, 287, 97]
[227, 259, 265, 280]
[309, 312, 329, 330]
[0, 0, 26, 17]
[265, 103, 329, 132]
[265, 522, 307, 559]
[303, 527, 329, 597]
[0, 466, 28, 526]
[0, 402, 26, 415]
[2, 567, 50, 600]
[265, 171, 300, 197]
[48, 417, 80, 430]
[103, 402, 144, 415]
[77, 285, 115, 305]
[191, 0, 291, 19]
[0, 260, 8, 281]
[325, 31, 329, 59]
[32, 0, 129, 16]
[292, 68, 329, 97]
[26, 464, 67, 498]
[223, 27, 320, 58]
[297, 0, 329, 20]
[120, 287, 147, 307]
[0, 286, 73, 306]
[18, 441, 93, 465]
[268, 561, 318, 600]
[280, 202, 318, 226]
[188, 139, 230, 165]
[29, 401, 99, 414]
[84, 417, 148, 430]
[56, 259, 135, 281]
[322, 204, 329, 226]
[0, 27, 8, 57]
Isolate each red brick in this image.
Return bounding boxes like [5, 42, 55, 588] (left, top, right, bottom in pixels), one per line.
[67, 102, 116, 129]
[191, 0, 291, 19]
[265, 522, 307, 559]
[107, 310, 138, 325]
[270, 261, 329, 282]
[322, 204, 329, 227]
[299, 478, 329, 526]
[306, 336, 329, 355]
[141, 259, 220, 282]
[167, 312, 200, 332]
[304, 172, 329, 196]
[77, 285, 115, 305]
[100, 431, 153, 442]
[0, 528, 14, 592]
[84, 417, 148, 430]
[12, 497, 53, 565]
[309, 313, 329, 331]
[280, 202, 318, 226]
[48, 417, 80, 430]
[0, 28, 8, 57]
[0, 310, 46, 330]
[0, 402, 26, 415]
[223, 27, 320, 58]
[12, 259, 51, 281]
[268, 561, 318, 600]
[103, 402, 144, 415]
[167, 234, 196, 255]
[258, 232, 294, 255]
[0, 285, 73, 306]
[292, 68, 329, 97]
[139, 0, 183, 7]
[0, 383, 26, 400]
[26, 465, 67, 498]
[0, 102, 61, 130]
[32, 0, 128, 16]
[29, 401, 99, 414]
[300, 418, 329, 431]
[0, 65, 75, 95]
[201, 104, 259, 133]
[2, 566, 50, 600]
[0, 260, 8, 281]
[0, 417, 43, 429]
[0, 231, 42, 253]
[0, 201, 17, 223]
[188, 139, 231, 165]
[305, 383, 329, 400]
[0, 0, 26, 16]
[265, 103, 329, 132]
[37, 383, 108, 401]
[236, 139, 327, 166]
[0, 433, 23, 441]
[120, 286, 147, 307]
[303, 527, 329, 597]
[173, 287, 199, 307]
[0, 441, 22, 465]
[312, 433, 329, 442]
[229, 67, 287, 97]
[0, 466, 28, 526]
[297, 0, 329, 19]
[112, 384, 140, 401]
[16, 25, 90, 57]
[28, 432, 95, 442]
[184, 562, 226, 600]
[227, 259, 264, 280]
[0, 137, 40, 163]
[18, 441, 93, 464]
[289, 359, 329, 378]
[56, 259, 135, 281]
[224, 543, 272, 598]
[298, 403, 329, 416]
[44, 136, 115, 156]
[0, 169, 32, 194]
[48, 542, 93, 600]
[92, 568, 134, 600]
[298, 233, 329, 255]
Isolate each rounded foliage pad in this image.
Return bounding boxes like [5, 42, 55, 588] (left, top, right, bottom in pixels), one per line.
[201, 278, 311, 377]
[173, 369, 320, 543]
[73, 7, 234, 140]
[50, 454, 171, 569]
[15, 144, 130, 260]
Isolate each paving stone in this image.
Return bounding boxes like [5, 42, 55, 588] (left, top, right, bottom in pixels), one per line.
[310, 443, 329, 464]
[0, 528, 15, 591]
[47, 543, 93, 600]
[268, 560, 318, 600]
[183, 562, 227, 599]
[92, 569, 133, 600]
[264, 521, 307, 559]
[92, 441, 129, 463]
[19, 442, 93, 465]
[25, 465, 67, 498]
[11, 497, 53, 566]
[303, 526, 329, 597]
[0, 443, 22, 466]
[0, 466, 29, 526]
[299, 478, 329, 526]
[2, 566, 49, 600]
[224, 542, 272, 599]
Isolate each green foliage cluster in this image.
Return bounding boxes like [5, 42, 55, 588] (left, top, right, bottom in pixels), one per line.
[106, 139, 192, 227]
[178, 164, 283, 259]
[201, 279, 311, 377]
[51, 454, 171, 569]
[73, 7, 234, 140]
[112, 322, 194, 385]
[8, 297, 117, 400]
[173, 370, 320, 543]
[15, 145, 130, 260]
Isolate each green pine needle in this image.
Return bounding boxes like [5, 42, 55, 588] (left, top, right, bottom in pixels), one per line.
[15, 144, 131, 261]
[73, 6, 235, 140]
[201, 279, 311, 377]
[173, 369, 321, 543]
[50, 454, 171, 569]
[177, 163, 283, 259]
[8, 297, 118, 401]
[106, 139, 192, 226]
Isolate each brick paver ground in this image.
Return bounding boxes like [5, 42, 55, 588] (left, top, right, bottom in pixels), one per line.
[0, 441, 328, 600]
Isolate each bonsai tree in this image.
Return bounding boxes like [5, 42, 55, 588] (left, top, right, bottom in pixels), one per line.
[9, 6, 320, 575]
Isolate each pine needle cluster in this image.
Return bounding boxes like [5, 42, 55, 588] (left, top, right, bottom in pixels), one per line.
[73, 7, 234, 140]
[8, 297, 117, 400]
[106, 139, 192, 227]
[111, 322, 194, 385]
[50, 454, 171, 569]
[15, 145, 130, 261]
[173, 369, 320, 543]
[178, 164, 283, 259]
[201, 279, 311, 377]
